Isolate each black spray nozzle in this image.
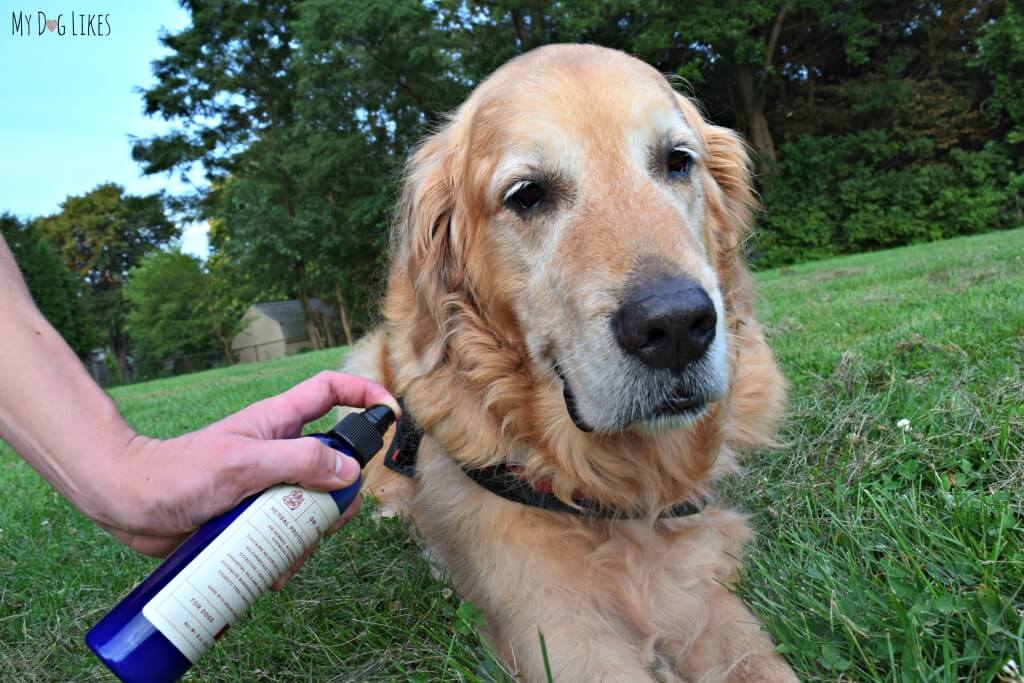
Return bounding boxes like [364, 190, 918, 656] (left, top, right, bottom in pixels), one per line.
[360, 404, 397, 433]
[328, 404, 397, 467]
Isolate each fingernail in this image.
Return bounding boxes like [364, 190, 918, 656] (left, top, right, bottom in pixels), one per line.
[335, 454, 360, 484]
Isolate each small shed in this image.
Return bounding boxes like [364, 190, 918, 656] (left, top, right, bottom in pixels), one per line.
[231, 299, 336, 363]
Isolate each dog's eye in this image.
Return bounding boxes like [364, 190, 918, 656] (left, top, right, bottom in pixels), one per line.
[667, 148, 692, 179]
[505, 180, 545, 214]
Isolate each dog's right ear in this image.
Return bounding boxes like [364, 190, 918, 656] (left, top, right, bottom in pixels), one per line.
[394, 118, 470, 376]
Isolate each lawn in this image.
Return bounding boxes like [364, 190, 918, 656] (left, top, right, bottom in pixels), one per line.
[1, 228, 1022, 682]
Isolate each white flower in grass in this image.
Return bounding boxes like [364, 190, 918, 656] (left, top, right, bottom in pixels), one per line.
[1000, 659, 1023, 683]
[896, 418, 911, 432]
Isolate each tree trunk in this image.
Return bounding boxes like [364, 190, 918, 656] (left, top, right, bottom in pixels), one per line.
[322, 316, 335, 348]
[295, 261, 323, 350]
[735, 62, 777, 165]
[335, 281, 353, 346]
[731, 3, 787, 179]
[109, 327, 131, 383]
[510, 9, 530, 48]
[214, 326, 234, 365]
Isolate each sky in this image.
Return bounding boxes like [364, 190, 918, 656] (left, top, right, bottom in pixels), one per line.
[0, 1, 210, 257]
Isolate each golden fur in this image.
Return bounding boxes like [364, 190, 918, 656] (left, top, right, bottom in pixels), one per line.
[341, 44, 795, 681]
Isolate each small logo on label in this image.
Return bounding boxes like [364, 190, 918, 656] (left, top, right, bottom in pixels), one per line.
[282, 489, 304, 510]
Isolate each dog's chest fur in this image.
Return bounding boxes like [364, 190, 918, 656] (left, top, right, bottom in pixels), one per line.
[408, 438, 755, 676]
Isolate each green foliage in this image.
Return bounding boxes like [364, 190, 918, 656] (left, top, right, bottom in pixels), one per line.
[122, 250, 225, 376]
[133, 1, 300, 185]
[757, 134, 1018, 265]
[975, 2, 1024, 146]
[0, 214, 96, 355]
[34, 184, 177, 289]
[32, 184, 177, 381]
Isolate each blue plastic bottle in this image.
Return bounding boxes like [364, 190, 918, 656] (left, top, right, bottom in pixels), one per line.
[85, 405, 395, 683]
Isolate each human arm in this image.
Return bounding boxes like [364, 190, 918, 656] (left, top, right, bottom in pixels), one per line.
[0, 234, 397, 580]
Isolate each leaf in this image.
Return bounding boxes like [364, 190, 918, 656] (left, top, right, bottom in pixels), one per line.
[977, 586, 1004, 633]
[932, 594, 961, 614]
[456, 600, 486, 629]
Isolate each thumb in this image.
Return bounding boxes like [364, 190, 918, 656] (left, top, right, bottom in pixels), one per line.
[240, 436, 361, 496]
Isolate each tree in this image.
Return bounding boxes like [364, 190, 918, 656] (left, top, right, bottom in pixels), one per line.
[974, 2, 1024, 222]
[133, 1, 300, 189]
[34, 184, 178, 381]
[1, 213, 96, 356]
[135, 0, 462, 340]
[123, 250, 224, 376]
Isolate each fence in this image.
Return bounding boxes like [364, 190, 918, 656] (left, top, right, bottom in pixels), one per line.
[87, 338, 347, 386]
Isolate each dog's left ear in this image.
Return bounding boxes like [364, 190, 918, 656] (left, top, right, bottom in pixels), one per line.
[674, 93, 755, 239]
[675, 94, 757, 306]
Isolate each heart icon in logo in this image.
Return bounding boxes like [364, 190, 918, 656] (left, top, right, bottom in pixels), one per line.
[45, 19, 57, 32]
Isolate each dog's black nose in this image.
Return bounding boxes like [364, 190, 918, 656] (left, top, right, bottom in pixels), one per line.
[613, 275, 717, 372]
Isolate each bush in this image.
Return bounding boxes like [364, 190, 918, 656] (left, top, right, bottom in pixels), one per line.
[755, 134, 1019, 267]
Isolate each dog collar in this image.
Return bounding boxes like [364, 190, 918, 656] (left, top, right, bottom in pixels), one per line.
[381, 398, 706, 519]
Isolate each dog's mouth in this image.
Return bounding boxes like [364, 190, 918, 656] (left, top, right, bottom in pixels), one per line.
[553, 361, 707, 433]
[649, 394, 706, 418]
[554, 361, 592, 432]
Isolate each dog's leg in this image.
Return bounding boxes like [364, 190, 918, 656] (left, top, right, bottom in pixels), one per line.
[668, 586, 797, 683]
[410, 449, 673, 683]
[604, 512, 797, 683]
[504, 611, 667, 683]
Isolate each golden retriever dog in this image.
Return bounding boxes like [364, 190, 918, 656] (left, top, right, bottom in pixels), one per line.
[341, 44, 795, 682]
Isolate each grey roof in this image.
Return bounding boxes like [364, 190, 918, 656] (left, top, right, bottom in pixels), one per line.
[251, 299, 336, 342]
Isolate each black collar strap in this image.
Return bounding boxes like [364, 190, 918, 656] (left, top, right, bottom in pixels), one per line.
[382, 397, 421, 478]
[382, 398, 706, 519]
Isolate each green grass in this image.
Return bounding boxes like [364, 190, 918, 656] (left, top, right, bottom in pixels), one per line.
[733, 229, 1024, 681]
[2, 229, 1022, 681]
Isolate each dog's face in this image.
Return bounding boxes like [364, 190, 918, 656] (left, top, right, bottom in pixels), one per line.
[399, 45, 753, 438]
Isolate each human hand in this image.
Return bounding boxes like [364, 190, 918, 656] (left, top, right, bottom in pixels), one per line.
[87, 371, 398, 587]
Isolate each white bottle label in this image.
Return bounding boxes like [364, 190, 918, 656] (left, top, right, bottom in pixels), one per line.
[142, 485, 341, 662]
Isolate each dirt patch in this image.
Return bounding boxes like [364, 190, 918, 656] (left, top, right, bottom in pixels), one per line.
[808, 266, 867, 283]
[767, 316, 805, 336]
[861, 289, 894, 304]
[953, 267, 999, 293]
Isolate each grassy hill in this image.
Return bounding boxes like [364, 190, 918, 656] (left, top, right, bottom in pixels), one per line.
[2, 228, 1022, 681]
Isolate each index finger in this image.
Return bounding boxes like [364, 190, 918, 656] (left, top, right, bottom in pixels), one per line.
[220, 371, 400, 439]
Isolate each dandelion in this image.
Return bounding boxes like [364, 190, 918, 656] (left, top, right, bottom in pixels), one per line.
[896, 418, 911, 432]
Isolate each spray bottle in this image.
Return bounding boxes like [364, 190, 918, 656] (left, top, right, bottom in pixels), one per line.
[85, 404, 396, 683]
